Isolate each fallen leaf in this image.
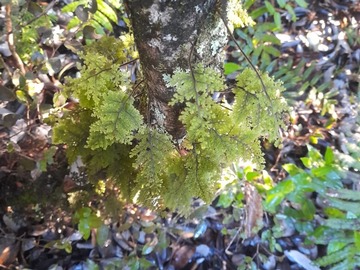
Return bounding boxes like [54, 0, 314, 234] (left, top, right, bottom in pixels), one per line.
[244, 183, 264, 238]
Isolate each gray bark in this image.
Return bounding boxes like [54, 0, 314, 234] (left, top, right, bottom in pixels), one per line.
[125, 0, 227, 141]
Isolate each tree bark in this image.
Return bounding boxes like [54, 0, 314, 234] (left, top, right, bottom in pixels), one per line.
[125, 0, 227, 141]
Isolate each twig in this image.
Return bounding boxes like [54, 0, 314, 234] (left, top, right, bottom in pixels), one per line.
[5, 4, 26, 75]
[0, 55, 13, 76]
[19, 0, 58, 29]
[218, 13, 272, 106]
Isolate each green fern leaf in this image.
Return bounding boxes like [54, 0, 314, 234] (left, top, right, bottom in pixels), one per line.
[324, 218, 360, 230]
[327, 189, 360, 201]
[130, 129, 174, 206]
[87, 90, 143, 149]
[52, 109, 93, 163]
[233, 68, 287, 145]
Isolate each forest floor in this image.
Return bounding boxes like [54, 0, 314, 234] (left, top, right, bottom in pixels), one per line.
[0, 1, 359, 269]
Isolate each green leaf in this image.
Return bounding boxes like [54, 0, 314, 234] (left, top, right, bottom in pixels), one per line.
[217, 192, 234, 208]
[324, 218, 360, 230]
[261, 34, 281, 45]
[62, 1, 86, 12]
[107, 0, 122, 9]
[264, 1, 275, 15]
[295, 0, 308, 8]
[276, 0, 286, 8]
[224, 62, 241, 75]
[268, 179, 295, 195]
[263, 45, 280, 57]
[97, 0, 118, 23]
[87, 91, 143, 149]
[250, 6, 267, 19]
[85, 259, 100, 270]
[282, 163, 303, 176]
[79, 220, 91, 240]
[300, 157, 312, 168]
[301, 199, 316, 220]
[67, 17, 82, 29]
[285, 4, 297, 22]
[354, 231, 360, 249]
[96, 224, 109, 247]
[93, 11, 113, 31]
[311, 165, 334, 178]
[324, 207, 346, 218]
[75, 207, 91, 219]
[274, 12, 282, 30]
[246, 171, 261, 181]
[327, 241, 348, 254]
[88, 215, 102, 228]
[324, 147, 334, 165]
[265, 180, 295, 212]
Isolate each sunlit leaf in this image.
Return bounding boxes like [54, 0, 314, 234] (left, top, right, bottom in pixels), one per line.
[283, 164, 303, 176]
[224, 62, 241, 75]
[97, 0, 117, 23]
[217, 192, 234, 208]
[354, 231, 360, 249]
[324, 147, 334, 165]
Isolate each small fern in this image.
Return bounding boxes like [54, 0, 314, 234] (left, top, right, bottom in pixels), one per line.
[87, 90, 143, 149]
[53, 4, 288, 212]
[130, 129, 175, 207]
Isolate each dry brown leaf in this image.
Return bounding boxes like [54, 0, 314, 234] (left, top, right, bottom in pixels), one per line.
[172, 245, 195, 269]
[244, 183, 263, 238]
[0, 242, 20, 266]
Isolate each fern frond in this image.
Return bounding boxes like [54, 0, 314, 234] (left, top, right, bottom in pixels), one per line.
[130, 129, 175, 206]
[326, 197, 360, 216]
[327, 189, 360, 201]
[323, 218, 360, 230]
[233, 68, 287, 145]
[315, 244, 356, 269]
[87, 90, 143, 149]
[329, 256, 360, 270]
[52, 109, 93, 163]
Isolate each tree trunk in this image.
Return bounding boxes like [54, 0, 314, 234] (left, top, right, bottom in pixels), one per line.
[124, 0, 227, 141]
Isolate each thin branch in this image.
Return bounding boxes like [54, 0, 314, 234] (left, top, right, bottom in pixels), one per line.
[218, 13, 272, 106]
[19, 0, 58, 29]
[0, 55, 12, 76]
[83, 58, 138, 81]
[188, 38, 200, 109]
[5, 4, 26, 75]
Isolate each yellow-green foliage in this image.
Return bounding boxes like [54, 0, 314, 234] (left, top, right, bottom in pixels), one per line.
[167, 64, 287, 167]
[130, 129, 175, 207]
[226, 0, 255, 31]
[53, 36, 141, 200]
[54, 34, 287, 213]
[233, 68, 288, 145]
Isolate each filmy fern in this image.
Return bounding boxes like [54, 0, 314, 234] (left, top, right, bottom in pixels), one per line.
[53, 3, 288, 212]
[130, 129, 175, 207]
